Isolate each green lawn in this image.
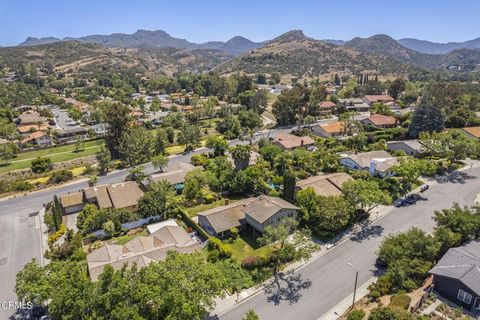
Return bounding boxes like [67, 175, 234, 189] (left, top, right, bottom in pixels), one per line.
[183, 198, 227, 217]
[226, 232, 275, 262]
[112, 230, 148, 245]
[0, 140, 104, 173]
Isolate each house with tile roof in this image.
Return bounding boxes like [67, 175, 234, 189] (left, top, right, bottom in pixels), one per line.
[312, 121, 346, 138]
[340, 150, 398, 177]
[462, 126, 480, 139]
[274, 133, 315, 151]
[20, 131, 52, 147]
[318, 101, 336, 115]
[361, 114, 397, 128]
[362, 95, 395, 105]
[296, 172, 353, 197]
[60, 181, 144, 215]
[429, 240, 480, 311]
[86, 223, 200, 280]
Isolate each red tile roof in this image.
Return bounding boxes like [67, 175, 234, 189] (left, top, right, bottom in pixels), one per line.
[367, 114, 397, 126]
[364, 95, 395, 103]
[319, 101, 336, 109]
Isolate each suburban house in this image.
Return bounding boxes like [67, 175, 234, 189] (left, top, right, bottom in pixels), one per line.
[312, 121, 345, 138]
[60, 181, 144, 215]
[387, 140, 426, 157]
[361, 114, 397, 128]
[340, 150, 398, 177]
[87, 222, 200, 281]
[89, 123, 108, 136]
[146, 162, 195, 190]
[20, 131, 52, 147]
[296, 172, 353, 197]
[318, 101, 336, 115]
[56, 127, 88, 143]
[17, 123, 49, 134]
[362, 95, 395, 105]
[429, 240, 480, 311]
[17, 111, 47, 125]
[198, 196, 299, 236]
[274, 133, 315, 151]
[197, 198, 255, 238]
[338, 98, 370, 112]
[462, 126, 480, 139]
[243, 196, 300, 235]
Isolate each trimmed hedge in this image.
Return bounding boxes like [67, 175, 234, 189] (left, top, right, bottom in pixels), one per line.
[178, 209, 209, 239]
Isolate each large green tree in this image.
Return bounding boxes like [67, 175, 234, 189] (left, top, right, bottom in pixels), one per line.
[118, 125, 155, 167]
[296, 188, 353, 234]
[342, 179, 392, 213]
[103, 102, 130, 158]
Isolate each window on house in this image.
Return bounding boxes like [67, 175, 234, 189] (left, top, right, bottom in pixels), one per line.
[457, 289, 472, 304]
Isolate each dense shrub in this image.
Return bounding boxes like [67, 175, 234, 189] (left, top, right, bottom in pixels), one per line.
[48, 224, 67, 245]
[207, 250, 220, 263]
[347, 309, 365, 320]
[48, 170, 73, 184]
[31, 157, 52, 173]
[389, 292, 412, 311]
[241, 256, 260, 269]
[208, 237, 232, 258]
[9, 181, 34, 192]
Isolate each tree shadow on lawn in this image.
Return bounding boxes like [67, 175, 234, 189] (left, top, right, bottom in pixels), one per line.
[264, 270, 312, 305]
[350, 220, 384, 243]
[240, 231, 263, 250]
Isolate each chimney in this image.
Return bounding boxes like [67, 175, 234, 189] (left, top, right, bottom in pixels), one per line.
[369, 160, 377, 176]
[224, 199, 230, 206]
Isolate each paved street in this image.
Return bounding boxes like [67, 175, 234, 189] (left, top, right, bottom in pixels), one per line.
[0, 128, 291, 320]
[218, 168, 480, 320]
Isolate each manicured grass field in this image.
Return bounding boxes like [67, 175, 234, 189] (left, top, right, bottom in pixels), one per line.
[0, 140, 104, 173]
[226, 232, 275, 262]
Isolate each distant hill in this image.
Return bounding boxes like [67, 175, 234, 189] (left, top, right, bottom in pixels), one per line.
[18, 36, 61, 46]
[215, 30, 417, 78]
[0, 41, 233, 77]
[398, 37, 480, 54]
[17, 29, 263, 56]
[322, 39, 345, 46]
[344, 34, 480, 70]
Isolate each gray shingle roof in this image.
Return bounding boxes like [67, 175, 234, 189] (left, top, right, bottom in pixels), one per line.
[243, 196, 299, 224]
[429, 240, 480, 295]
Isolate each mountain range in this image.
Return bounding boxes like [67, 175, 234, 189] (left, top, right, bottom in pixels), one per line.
[18, 29, 480, 56]
[5, 29, 480, 78]
[18, 29, 264, 56]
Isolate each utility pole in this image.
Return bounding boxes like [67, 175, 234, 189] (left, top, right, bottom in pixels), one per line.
[347, 263, 359, 310]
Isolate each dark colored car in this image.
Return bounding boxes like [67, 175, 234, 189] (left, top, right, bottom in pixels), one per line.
[405, 193, 421, 205]
[420, 185, 429, 192]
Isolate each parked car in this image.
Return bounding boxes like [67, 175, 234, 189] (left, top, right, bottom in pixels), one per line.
[420, 185, 429, 192]
[405, 193, 421, 205]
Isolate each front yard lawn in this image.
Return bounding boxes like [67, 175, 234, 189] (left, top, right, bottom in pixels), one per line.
[226, 232, 275, 262]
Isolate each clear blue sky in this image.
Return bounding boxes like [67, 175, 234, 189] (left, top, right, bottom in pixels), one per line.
[1, 0, 479, 46]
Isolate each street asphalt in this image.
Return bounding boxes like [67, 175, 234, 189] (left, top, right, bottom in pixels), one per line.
[217, 168, 480, 320]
